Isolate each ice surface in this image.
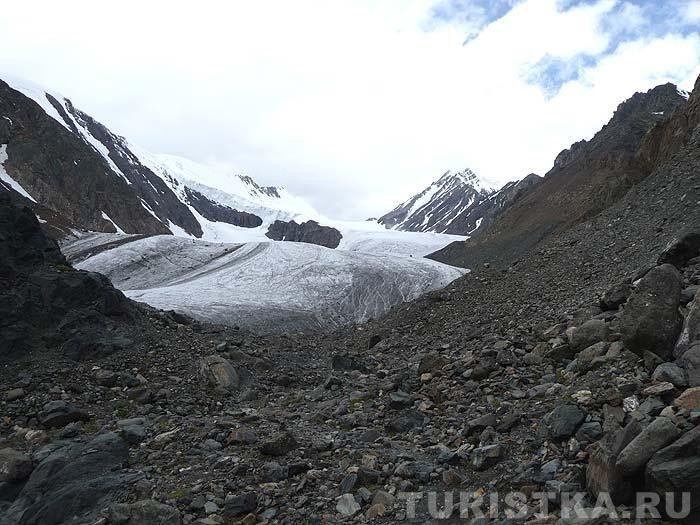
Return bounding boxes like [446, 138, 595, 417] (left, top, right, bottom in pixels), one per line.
[66, 234, 467, 333]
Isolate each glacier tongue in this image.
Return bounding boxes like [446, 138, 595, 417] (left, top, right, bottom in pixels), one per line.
[65, 233, 467, 334]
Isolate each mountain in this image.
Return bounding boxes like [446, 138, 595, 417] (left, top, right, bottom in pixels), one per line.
[2, 75, 700, 525]
[378, 169, 494, 234]
[429, 81, 691, 268]
[0, 77, 316, 241]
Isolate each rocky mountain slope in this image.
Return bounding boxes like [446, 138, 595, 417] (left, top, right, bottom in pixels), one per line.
[430, 81, 691, 268]
[0, 77, 317, 241]
[1, 76, 700, 525]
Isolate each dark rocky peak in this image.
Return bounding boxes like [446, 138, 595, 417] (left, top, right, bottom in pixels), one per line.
[550, 82, 686, 173]
[238, 175, 281, 199]
[184, 187, 263, 228]
[0, 79, 171, 236]
[265, 219, 343, 248]
[378, 168, 493, 234]
[51, 96, 203, 237]
[428, 76, 699, 269]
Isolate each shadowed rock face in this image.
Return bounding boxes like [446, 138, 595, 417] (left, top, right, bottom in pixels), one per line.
[265, 219, 342, 248]
[429, 82, 691, 268]
[184, 187, 263, 228]
[0, 80, 183, 236]
[0, 193, 141, 359]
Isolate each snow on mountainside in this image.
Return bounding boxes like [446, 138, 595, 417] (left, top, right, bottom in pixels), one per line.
[0, 75, 316, 240]
[63, 233, 467, 333]
[378, 169, 494, 235]
[1, 75, 464, 257]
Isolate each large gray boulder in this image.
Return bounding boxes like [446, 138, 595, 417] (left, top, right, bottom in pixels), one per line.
[0, 449, 32, 483]
[569, 320, 609, 353]
[620, 264, 683, 360]
[657, 229, 700, 269]
[675, 292, 700, 358]
[615, 417, 680, 476]
[646, 424, 700, 518]
[0, 432, 142, 525]
[199, 355, 247, 391]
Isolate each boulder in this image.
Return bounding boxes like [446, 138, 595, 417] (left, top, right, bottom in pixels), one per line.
[418, 352, 448, 374]
[680, 344, 700, 387]
[223, 492, 257, 518]
[546, 404, 586, 440]
[652, 362, 688, 387]
[336, 493, 361, 517]
[587, 419, 644, 504]
[199, 355, 247, 390]
[646, 425, 700, 517]
[620, 264, 683, 360]
[0, 448, 32, 482]
[259, 431, 299, 457]
[569, 320, 609, 353]
[108, 500, 182, 524]
[673, 387, 700, 410]
[38, 400, 90, 428]
[600, 282, 633, 311]
[657, 229, 700, 269]
[1, 432, 142, 524]
[616, 417, 680, 476]
[675, 293, 700, 358]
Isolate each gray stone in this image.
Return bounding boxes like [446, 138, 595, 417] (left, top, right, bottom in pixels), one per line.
[2, 432, 142, 525]
[386, 409, 425, 432]
[657, 229, 700, 269]
[616, 417, 680, 476]
[680, 344, 700, 387]
[575, 421, 603, 443]
[339, 473, 357, 493]
[570, 320, 609, 353]
[675, 292, 700, 358]
[472, 444, 502, 470]
[646, 424, 700, 517]
[600, 282, 633, 311]
[224, 492, 257, 518]
[0, 448, 32, 482]
[38, 400, 90, 428]
[651, 362, 688, 387]
[108, 499, 182, 524]
[546, 404, 586, 439]
[388, 390, 413, 409]
[199, 355, 245, 390]
[620, 264, 683, 360]
[336, 493, 361, 516]
[259, 431, 299, 456]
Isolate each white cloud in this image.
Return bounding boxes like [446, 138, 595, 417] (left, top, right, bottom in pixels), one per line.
[688, 1, 700, 22]
[0, 0, 697, 219]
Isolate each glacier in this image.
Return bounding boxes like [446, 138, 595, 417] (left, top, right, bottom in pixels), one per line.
[63, 233, 467, 334]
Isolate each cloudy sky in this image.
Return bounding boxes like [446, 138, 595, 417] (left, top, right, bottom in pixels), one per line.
[1, 0, 699, 219]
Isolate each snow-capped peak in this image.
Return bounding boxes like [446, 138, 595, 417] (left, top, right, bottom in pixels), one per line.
[378, 168, 494, 234]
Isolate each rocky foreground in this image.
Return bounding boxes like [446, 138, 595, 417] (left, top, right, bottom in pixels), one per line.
[1, 172, 700, 525]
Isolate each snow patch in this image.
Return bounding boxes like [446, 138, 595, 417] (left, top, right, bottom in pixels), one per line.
[0, 145, 37, 202]
[3, 75, 71, 130]
[101, 211, 126, 234]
